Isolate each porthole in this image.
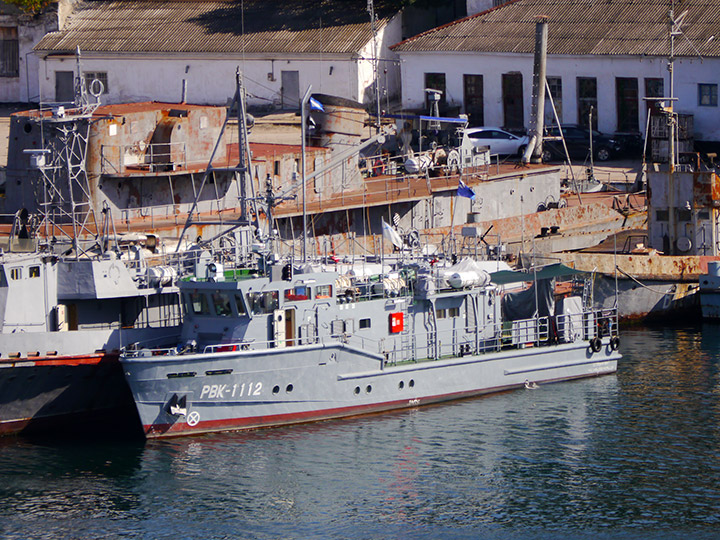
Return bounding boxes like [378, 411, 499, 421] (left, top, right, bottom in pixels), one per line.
[354, 386, 360, 395]
[366, 385, 372, 393]
[286, 384, 294, 393]
[272, 385, 280, 394]
[409, 379, 415, 388]
[23, 123, 32, 134]
[398, 381, 405, 389]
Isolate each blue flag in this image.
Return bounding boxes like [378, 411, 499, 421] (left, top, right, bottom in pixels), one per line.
[309, 97, 325, 112]
[457, 179, 476, 200]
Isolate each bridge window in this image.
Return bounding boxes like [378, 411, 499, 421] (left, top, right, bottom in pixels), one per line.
[29, 266, 40, 278]
[285, 285, 310, 302]
[9, 267, 21, 280]
[315, 285, 332, 299]
[248, 291, 279, 314]
[234, 293, 247, 316]
[189, 291, 209, 315]
[212, 292, 233, 317]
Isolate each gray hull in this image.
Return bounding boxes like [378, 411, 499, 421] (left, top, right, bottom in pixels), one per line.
[593, 275, 699, 322]
[122, 339, 619, 438]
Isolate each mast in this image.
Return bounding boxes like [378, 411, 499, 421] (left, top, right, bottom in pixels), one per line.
[367, 0, 381, 133]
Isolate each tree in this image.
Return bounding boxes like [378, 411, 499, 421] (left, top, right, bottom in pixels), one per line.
[5, 0, 55, 15]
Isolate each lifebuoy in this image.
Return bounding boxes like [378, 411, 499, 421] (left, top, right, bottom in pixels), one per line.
[590, 337, 602, 353]
[610, 336, 620, 350]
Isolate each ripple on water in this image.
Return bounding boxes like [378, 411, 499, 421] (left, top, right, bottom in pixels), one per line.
[1, 324, 720, 539]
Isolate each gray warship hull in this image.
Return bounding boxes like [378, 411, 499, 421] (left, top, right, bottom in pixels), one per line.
[123, 337, 618, 438]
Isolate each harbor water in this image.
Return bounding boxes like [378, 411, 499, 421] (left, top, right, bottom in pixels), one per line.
[1, 324, 719, 539]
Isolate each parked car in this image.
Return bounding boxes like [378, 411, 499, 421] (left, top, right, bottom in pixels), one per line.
[542, 125, 622, 162]
[462, 127, 529, 157]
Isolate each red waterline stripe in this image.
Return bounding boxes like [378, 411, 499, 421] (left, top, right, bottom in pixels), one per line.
[0, 353, 118, 368]
[144, 385, 519, 438]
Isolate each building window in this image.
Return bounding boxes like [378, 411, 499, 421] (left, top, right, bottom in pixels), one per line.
[424, 73, 446, 108]
[698, 84, 718, 107]
[545, 76, 562, 123]
[577, 77, 598, 129]
[84, 72, 109, 94]
[645, 78, 664, 116]
[616, 77, 639, 132]
[502, 72, 524, 130]
[0, 27, 19, 78]
[463, 74, 483, 127]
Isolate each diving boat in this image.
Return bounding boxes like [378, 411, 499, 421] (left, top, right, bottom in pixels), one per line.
[120, 253, 620, 439]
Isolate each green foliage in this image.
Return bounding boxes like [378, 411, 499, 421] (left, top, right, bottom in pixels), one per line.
[5, 0, 54, 15]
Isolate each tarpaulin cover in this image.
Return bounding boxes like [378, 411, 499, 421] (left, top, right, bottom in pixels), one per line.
[489, 263, 585, 285]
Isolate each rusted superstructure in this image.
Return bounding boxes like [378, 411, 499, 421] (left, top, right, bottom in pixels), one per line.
[2, 101, 336, 241]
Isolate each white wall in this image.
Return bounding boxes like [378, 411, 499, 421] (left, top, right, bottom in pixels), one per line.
[355, 14, 402, 109]
[38, 54, 365, 108]
[398, 50, 720, 141]
[0, 12, 57, 102]
[37, 18, 403, 110]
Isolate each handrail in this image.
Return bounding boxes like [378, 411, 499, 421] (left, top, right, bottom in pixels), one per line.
[123, 307, 619, 361]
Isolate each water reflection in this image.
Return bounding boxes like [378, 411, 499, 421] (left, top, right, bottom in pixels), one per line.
[1, 324, 720, 538]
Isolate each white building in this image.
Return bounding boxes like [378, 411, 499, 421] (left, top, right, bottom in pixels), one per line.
[0, 0, 71, 102]
[393, 0, 720, 145]
[32, 0, 403, 110]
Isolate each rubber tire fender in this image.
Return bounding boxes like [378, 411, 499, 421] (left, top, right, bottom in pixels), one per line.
[590, 337, 602, 353]
[610, 336, 620, 350]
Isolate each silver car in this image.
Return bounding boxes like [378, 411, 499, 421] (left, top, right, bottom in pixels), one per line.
[462, 127, 529, 156]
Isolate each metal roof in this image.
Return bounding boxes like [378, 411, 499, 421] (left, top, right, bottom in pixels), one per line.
[35, 0, 398, 55]
[392, 0, 720, 58]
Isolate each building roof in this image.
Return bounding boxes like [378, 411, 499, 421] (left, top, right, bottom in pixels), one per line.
[35, 0, 399, 55]
[392, 0, 720, 58]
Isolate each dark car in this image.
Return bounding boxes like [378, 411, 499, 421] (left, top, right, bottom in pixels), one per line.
[541, 125, 622, 162]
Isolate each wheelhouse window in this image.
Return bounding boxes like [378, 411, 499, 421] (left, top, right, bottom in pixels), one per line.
[448, 307, 460, 318]
[436, 308, 447, 319]
[212, 292, 233, 317]
[285, 285, 311, 302]
[189, 291, 209, 315]
[248, 291, 279, 315]
[234, 293, 247, 316]
[315, 285, 332, 299]
[699, 84, 718, 106]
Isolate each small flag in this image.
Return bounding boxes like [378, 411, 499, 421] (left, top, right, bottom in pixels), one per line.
[457, 179, 476, 200]
[382, 217, 403, 249]
[309, 97, 325, 112]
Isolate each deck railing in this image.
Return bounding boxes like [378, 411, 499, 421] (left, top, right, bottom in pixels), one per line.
[123, 307, 619, 363]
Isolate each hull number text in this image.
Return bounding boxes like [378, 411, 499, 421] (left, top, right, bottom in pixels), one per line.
[200, 382, 262, 399]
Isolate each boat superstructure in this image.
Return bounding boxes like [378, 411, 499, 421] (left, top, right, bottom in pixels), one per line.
[0, 69, 255, 436]
[121, 246, 620, 438]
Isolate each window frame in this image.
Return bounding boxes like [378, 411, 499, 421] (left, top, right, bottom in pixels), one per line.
[698, 83, 718, 107]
